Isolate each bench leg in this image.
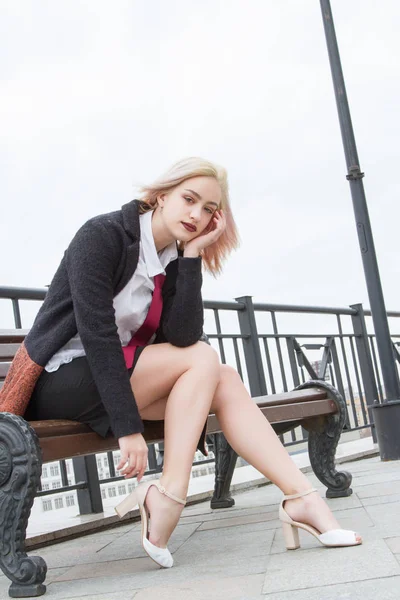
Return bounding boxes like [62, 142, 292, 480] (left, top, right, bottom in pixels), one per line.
[296, 381, 353, 498]
[0, 413, 47, 597]
[210, 433, 237, 509]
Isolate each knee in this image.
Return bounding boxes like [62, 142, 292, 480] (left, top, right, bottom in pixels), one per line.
[211, 364, 242, 412]
[220, 364, 242, 386]
[190, 341, 221, 381]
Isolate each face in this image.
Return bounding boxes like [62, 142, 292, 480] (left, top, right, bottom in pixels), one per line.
[158, 176, 222, 242]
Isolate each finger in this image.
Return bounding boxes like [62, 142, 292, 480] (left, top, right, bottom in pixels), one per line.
[136, 462, 146, 483]
[123, 465, 137, 479]
[121, 457, 137, 476]
[116, 456, 128, 471]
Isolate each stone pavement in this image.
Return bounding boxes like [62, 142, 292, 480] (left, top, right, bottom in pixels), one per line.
[1, 455, 400, 599]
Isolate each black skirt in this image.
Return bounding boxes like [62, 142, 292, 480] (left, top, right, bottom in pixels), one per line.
[25, 348, 145, 438]
[25, 348, 207, 455]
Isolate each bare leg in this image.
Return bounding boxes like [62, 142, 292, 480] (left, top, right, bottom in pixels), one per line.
[130, 347, 360, 546]
[212, 366, 361, 539]
[130, 342, 221, 547]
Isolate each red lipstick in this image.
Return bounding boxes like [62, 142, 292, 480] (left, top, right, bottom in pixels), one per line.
[182, 222, 197, 233]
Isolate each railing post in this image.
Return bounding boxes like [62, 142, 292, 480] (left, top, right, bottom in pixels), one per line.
[72, 456, 103, 514]
[235, 296, 267, 396]
[350, 303, 379, 441]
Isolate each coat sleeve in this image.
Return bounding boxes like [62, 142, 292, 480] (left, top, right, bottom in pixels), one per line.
[160, 256, 204, 347]
[65, 218, 144, 439]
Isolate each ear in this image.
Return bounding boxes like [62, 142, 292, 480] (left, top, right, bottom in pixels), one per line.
[157, 194, 165, 208]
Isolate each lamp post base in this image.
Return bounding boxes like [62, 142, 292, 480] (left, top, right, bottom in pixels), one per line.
[372, 400, 400, 460]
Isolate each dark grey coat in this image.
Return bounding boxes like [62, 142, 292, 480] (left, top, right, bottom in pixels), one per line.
[23, 200, 204, 439]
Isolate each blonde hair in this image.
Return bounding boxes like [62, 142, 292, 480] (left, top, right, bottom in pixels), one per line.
[138, 157, 239, 275]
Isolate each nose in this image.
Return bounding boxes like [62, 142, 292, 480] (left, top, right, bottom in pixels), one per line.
[189, 205, 202, 222]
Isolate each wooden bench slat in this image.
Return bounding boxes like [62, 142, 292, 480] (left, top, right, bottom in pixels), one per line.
[39, 422, 167, 462]
[33, 397, 337, 462]
[29, 388, 330, 439]
[0, 330, 28, 343]
[0, 344, 20, 360]
[0, 363, 11, 378]
[207, 398, 336, 434]
[254, 389, 326, 407]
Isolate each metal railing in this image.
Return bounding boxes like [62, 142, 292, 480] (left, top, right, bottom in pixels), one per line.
[2, 285, 399, 514]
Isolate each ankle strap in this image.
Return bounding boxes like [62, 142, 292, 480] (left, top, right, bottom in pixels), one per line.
[283, 488, 317, 501]
[154, 482, 186, 506]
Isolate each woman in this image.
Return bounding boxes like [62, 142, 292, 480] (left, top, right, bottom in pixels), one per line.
[0, 157, 361, 570]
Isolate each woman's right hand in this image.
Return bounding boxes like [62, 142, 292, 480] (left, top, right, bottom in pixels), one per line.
[117, 433, 149, 481]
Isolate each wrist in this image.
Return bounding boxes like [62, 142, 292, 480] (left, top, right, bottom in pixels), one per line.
[183, 248, 200, 258]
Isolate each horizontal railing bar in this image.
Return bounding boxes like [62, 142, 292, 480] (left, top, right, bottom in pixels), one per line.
[364, 309, 400, 318]
[205, 334, 248, 339]
[253, 302, 357, 316]
[203, 300, 243, 311]
[258, 333, 357, 339]
[2, 286, 400, 319]
[0, 287, 47, 300]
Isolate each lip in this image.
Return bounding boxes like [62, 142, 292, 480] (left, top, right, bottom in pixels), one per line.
[181, 222, 197, 233]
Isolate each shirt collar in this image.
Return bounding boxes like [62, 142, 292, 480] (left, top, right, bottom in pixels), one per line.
[140, 210, 178, 277]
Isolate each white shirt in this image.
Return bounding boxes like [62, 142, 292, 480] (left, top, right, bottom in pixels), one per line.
[45, 210, 178, 372]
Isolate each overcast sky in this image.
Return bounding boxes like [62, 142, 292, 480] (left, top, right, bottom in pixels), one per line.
[1, 1, 399, 339]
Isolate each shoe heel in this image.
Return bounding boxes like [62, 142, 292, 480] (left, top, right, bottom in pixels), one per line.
[282, 521, 300, 550]
[115, 490, 138, 518]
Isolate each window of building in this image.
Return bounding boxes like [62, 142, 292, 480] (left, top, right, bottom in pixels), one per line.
[127, 483, 135, 493]
[97, 458, 102, 469]
[52, 481, 61, 489]
[42, 499, 52, 512]
[50, 465, 60, 477]
[41, 483, 50, 491]
[65, 495, 75, 507]
[101, 488, 106, 499]
[103, 457, 108, 468]
[108, 487, 116, 498]
[54, 498, 64, 509]
[42, 466, 48, 478]
[117, 485, 126, 496]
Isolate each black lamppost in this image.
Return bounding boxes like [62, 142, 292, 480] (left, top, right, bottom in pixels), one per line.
[320, 0, 400, 459]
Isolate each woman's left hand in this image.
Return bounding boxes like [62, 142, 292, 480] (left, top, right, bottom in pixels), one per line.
[184, 209, 226, 258]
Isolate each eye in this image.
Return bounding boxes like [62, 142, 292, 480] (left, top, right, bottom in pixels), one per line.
[184, 196, 194, 204]
[204, 207, 214, 215]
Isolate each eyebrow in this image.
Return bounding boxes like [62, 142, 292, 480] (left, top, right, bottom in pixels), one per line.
[184, 189, 219, 207]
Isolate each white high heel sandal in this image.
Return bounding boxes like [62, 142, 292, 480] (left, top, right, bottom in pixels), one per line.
[279, 488, 362, 549]
[115, 480, 186, 568]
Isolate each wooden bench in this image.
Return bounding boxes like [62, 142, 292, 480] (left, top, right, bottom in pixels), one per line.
[0, 330, 352, 598]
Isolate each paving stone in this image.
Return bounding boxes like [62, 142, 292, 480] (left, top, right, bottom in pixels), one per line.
[364, 501, 400, 535]
[324, 493, 363, 511]
[28, 536, 119, 569]
[356, 480, 400, 498]
[94, 522, 200, 561]
[197, 510, 279, 531]
[384, 536, 400, 554]
[262, 540, 400, 594]
[180, 503, 278, 526]
[260, 575, 400, 599]
[361, 493, 400, 507]
[351, 470, 400, 486]
[133, 573, 265, 600]
[5, 455, 400, 599]
[48, 554, 269, 596]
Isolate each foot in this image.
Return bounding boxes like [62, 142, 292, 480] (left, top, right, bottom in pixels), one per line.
[283, 490, 362, 543]
[144, 484, 185, 548]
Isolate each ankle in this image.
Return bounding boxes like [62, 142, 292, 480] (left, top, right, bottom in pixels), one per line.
[283, 485, 316, 498]
[159, 476, 188, 501]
